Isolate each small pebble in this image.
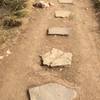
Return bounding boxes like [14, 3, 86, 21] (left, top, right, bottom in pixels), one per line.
[7, 49, 11, 55]
[0, 56, 4, 60]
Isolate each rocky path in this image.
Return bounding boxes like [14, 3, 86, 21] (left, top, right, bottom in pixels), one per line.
[0, 0, 100, 100]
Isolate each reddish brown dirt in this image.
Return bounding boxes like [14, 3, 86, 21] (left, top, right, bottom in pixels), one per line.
[0, 0, 100, 100]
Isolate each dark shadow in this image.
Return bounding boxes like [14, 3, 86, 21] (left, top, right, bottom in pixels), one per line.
[92, 0, 100, 29]
[27, 89, 30, 100]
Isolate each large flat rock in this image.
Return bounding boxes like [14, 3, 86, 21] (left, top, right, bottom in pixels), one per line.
[55, 10, 71, 18]
[58, 0, 73, 4]
[41, 48, 73, 67]
[48, 27, 72, 36]
[29, 83, 77, 100]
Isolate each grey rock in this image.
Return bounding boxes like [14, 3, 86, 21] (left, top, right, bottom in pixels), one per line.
[29, 83, 77, 100]
[41, 48, 73, 67]
[48, 27, 72, 36]
[55, 10, 71, 18]
[58, 0, 73, 4]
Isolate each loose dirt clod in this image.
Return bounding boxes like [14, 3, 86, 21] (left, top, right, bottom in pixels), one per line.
[41, 48, 73, 67]
[29, 83, 77, 100]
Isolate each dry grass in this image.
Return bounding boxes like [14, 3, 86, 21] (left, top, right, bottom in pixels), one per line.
[93, 0, 100, 12]
[92, 0, 100, 28]
[0, 0, 31, 46]
[0, 0, 28, 27]
[92, 0, 100, 15]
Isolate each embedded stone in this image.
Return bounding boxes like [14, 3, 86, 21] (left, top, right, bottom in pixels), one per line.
[41, 48, 73, 67]
[29, 83, 77, 100]
[58, 0, 73, 4]
[55, 10, 71, 18]
[48, 27, 72, 36]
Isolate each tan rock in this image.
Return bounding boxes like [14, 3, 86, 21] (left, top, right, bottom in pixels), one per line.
[58, 0, 73, 4]
[41, 48, 73, 67]
[55, 10, 71, 18]
[48, 27, 72, 36]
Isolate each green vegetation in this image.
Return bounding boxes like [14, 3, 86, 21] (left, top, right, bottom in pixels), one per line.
[0, 0, 27, 27]
[93, 0, 100, 12]
[0, 0, 28, 45]
[0, 0, 26, 11]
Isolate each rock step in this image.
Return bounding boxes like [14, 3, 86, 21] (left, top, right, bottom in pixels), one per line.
[55, 10, 72, 18]
[41, 48, 73, 67]
[58, 0, 73, 4]
[29, 83, 77, 100]
[48, 27, 72, 36]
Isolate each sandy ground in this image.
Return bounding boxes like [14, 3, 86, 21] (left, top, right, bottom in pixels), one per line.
[0, 0, 100, 100]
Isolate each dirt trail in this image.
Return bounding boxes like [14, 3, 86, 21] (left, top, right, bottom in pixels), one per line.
[0, 0, 100, 100]
[73, 0, 100, 99]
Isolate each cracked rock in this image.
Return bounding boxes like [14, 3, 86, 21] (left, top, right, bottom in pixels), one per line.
[41, 48, 73, 67]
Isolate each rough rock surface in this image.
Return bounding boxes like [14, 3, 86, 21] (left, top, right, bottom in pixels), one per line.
[55, 10, 71, 18]
[48, 27, 72, 36]
[29, 83, 77, 100]
[41, 48, 73, 67]
[33, 1, 49, 8]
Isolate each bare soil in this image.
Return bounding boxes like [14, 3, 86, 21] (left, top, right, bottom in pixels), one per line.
[0, 0, 100, 100]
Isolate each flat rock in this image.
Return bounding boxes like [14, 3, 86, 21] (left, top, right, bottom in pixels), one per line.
[48, 27, 72, 36]
[58, 0, 73, 4]
[41, 48, 72, 67]
[29, 83, 77, 100]
[55, 10, 71, 18]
